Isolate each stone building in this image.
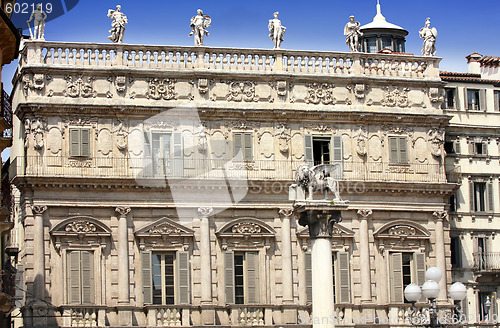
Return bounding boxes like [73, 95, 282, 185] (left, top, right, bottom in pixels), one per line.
[441, 53, 500, 325]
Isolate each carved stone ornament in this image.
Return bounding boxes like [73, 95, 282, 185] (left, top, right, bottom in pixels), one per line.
[115, 206, 131, 217]
[275, 123, 290, 153]
[226, 81, 258, 102]
[388, 225, 416, 236]
[147, 78, 176, 100]
[63, 75, 97, 98]
[198, 78, 210, 94]
[231, 222, 261, 234]
[197, 206, 214, 217]
[65, 221, 97, 233]
[427, 128, 444, 157]
[135, 217, 195, 239]
[354, 126, 368, 156]
[357, 209, 372, 219]
[195, 123, 208, 153]
[279, 208, 293, 217]
[217, 218, 275, 239]
[382, 87, 409, 107]
[432, 211, 447, 221]
[347, 83, 365, 99]
[31, 205, 47, 215]
[276, 80, 287, 96]
[305, 83, 336, 105]
[25, 118, 46, 150]
[115, 75, 127, 93]
[429, 87, 443, 103]
[298, 210, 342, 239]
[150, 223, 182, 235]
[22, 74, 45, 95]
[113, 120, 128, 151]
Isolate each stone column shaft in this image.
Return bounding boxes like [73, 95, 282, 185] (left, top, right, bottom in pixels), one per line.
[198, 207, 215, 325]
[116, 207, 131, 304]
[32, 205, 47, 300]
[358, 209, 372, 302]
[312, 238, 335, 328]
[433, 211, 447, 301]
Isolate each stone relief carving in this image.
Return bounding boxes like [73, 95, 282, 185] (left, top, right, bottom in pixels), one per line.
[231, 222, 262, 234]
[22, 73, 45, 95]
[112, 120, 128, 151]
[429, 87, 443, 103]
[65, 221, 97, 233]
[31, 205, 47, 215]
[388, 225, 416, 236]
[147, 78, 176, 100]
[382, 124, 415, 147]
[275, 123, 290, 154]
[226, 81, 258, 102]
[305, 83, 336, 105]
[115, 206, 131, 217]
[197, 207, 214, 217]
[198, 78, 211, 94]
[194, 122, 208, 153]
[226, 120, 260, 131]
[382, 87, 409, 107]
[354, 125, 368, 157]
[303, 123, 337, 134]
[427, 128, 444, 157]
[25, 118, 46, 150]
[115, 76, 127, 93]
[150, 223, 182, 235]
[144, 120, 180, 130]
[347, 83, 366, 99]
[276, 81, 287, 96]
[97, 128, 112, 156]
[357, 209, 373, 218]
[63, 75, 97, 98]
[432, 211, 447, 221]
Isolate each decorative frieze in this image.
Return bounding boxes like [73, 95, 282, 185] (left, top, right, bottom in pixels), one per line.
[226, 81, 258, 102]
[63, 75, 97, 98]
[382, 86, 409, 107]
[305, 83, 336, 105]
[146, 78, 176, 100]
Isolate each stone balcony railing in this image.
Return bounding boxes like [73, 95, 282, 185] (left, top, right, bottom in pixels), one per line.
[10, 156, 457, 184]
[0, 83, 12, 129]
[19, 41, 441, 80]
[472, 252, 500, 272]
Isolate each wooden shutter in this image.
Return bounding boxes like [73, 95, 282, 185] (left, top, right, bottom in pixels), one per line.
[245, 252, 259, 304]
[143, 132, 153, 177]
[81, 251, 94, 304]
[454, 139, 461, 154]
[172, 132, 183, 177]
[414, 252, 426, 302]
[469, 180, 475, 212]
[224, 251, 235, 304]
[338, 252, 351, 304]
[68, 251, 81, 304]
[331, 135, 343, 179]
[390, 253, 403, 303]
[233, 133, 242, 160]
[243, 133, 253, 161]
[482, 143, 488, 156]
[304, 135, 313, 165]
[479, 89, 487, 111]
[305, 252, 312, 303]
[468, 141, 474, 155]
[399, 137, 408, 163]
[487, 182, 494, 212]
[463, 88, 469, 110]
[389, 137, 398, 163]
[494, 91, 500, 112]
[142, 251, 152, 304]
[70, 129, 80, 157]
[177, 251, 190, 304]
[80, 129, 90, 157]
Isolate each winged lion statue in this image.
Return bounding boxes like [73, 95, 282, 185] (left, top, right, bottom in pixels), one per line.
[295, 163, 341, 201]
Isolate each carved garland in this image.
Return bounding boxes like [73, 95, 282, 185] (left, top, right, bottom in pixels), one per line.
[305, 83, 336, 105]
[226, 81, 258, 102]
[147, 78, 177, 100]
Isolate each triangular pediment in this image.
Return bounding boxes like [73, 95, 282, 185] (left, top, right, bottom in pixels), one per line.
[135, 217, 194, 237]
[216, 218, 275, 238]
[50, 216, 111, 237]
[297, 223, 354, 238]
[374, 220, 430, 239]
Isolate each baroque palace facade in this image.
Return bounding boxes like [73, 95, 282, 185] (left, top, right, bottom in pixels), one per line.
[8, 20, 473, 327]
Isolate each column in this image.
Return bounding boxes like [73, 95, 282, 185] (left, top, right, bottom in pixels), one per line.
[279, 208, 295, 323]
[357, 209, 372, 303]
[115, 206, 131, 325]
[198, 207, 215, 324]
[297, 208, 343, 328]
[433, 211, 447, 301]
[31, 205, 47, 326]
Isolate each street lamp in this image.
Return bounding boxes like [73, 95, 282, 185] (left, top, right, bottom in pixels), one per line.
[404, 267, 467, 327]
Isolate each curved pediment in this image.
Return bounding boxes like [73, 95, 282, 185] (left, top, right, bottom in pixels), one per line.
[135, 217, 194, 238]
[374, 220, 430, 239]
[50, 216, 111, 237]
[297, 223, 354, 238]
[216, 218, 275, 238]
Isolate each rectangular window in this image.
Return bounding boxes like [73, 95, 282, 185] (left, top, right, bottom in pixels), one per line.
[382, 38, 393, 50]
[225, 251, 259, 304]
[69, 128, 90, 157]
[395, 39, 404, 53]
[390, 252, 425, 303]
[144, 131, 183, 177]
[366, 38, 377, 53]
[467, 89, 481, 110]
[67, 250, 94, 305]
[494, 91, 500, 112]
[389, 136, 408, 164]
[451, 237, 462, 268]
[470, 180, 494, 213]
[442, 88, 456, 109]
[142, 251, 190, 305]
[304, 135, 343, 179]
[233, 132, 253, 161]
[474, 182, 487, 212]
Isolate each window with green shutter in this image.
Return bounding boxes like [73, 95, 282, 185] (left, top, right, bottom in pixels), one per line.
[225, 251, 259, 304]
[390, 252, 425, 303]
[389, 136, 408, 164]
[143, 131, 183, 177]
[304, 134, 343, 178]
[67, 250, 94, 304]
[69, 128, 91, 157]
[233, 132, 253, 161]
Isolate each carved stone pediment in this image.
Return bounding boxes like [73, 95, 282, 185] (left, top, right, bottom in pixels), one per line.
[216, 218, 275, 238]
[374, 220, 430, 240]
[135, 217, 194, 238]
[50, 216, 111, 238]
[296, 223, 354, 239]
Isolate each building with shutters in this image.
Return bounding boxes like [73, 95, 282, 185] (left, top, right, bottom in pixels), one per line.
[441, 53, 500, 324]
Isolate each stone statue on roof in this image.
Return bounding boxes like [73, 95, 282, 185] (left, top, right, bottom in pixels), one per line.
[189, 9, 211, 46]
[344, 15, 363, 52]
[27, 3, 47, 40]
[107, 5, 128, 43]
[419, 17, 437, 56]
[268, 12, 286, 49]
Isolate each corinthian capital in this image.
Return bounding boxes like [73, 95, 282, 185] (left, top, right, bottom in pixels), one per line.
[115, 206, 131, 217]
[279, 208, 293, 217]
[432, 211, 447, 221]
[31, 205, 47, 215]
[357, 209, 372, 219]
[197, 207, 214, 217]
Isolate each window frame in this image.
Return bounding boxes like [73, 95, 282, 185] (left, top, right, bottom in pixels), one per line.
[225, 251, 260, 305]
[389, 252, 426, 304]
[470, 179, 493, 213]
[66, 249, 95, 305]
[143, 130, 183, 177]
[69, 128, 91, 158]
[233, 132, 254, 162]
[388, 136, 409, 165]
[442, 87, 457, 109]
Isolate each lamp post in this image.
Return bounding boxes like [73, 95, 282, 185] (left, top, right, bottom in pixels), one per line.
[404, 267, 467, 327]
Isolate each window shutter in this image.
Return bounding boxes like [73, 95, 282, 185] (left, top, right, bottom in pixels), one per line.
[390, 253, 403, 303]
[177, 251, 190, 304]
[487, 182, 494, 212]
[469, 180, 475, 212]
[243, 132, 253, 161]
[81, 251, 94, 304]
[479, 89, 487, 111]
[415, 252, 426, 302]
[68, 251, 81, 304]
[399, 137, 408, 163]
[338, 252, 351, 304]
[233, 133, 242, 160]
[389, 137, 398, 163]
[224, 251, 235, 304]
[468, 142, 474, 155]
[141, 251, 152, 304]
[454, 139, 461, 154]
[304, 135, 313, 165]
[463, 88, 468, 110]
[143, 132, 153, 177]
[494, 91, 500, 112]
[245, 252, 259, 304]
[172, 132, 183, 177]
[482, 143, 488, 156]
[70, 129, 80, 157]
[81, 129, 90, 157]
[305, 252, 312, 303]
[331, 135, 343, 179]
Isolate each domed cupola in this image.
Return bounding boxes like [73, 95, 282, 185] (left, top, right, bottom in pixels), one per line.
[359, 0, 408, 53]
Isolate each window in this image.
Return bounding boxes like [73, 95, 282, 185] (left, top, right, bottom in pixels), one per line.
[449, 193, 458, 212]
[394, 39, 404, 53]
[494, 91, 500, 112]
[382, 38, 393, 50]
[468, 140, 487, 156]
[470, 181, 493, 212]
[466, 89, 485, 110]
[144, 131, 183, 177]
[69, 128, 90, 157]
[479, 293, 493, 321]
[67, 250, 94, 304]
[389, 136, 408, 164]
[233, 132, 253, 161]
[366, 38, 377, 53]
[450, 237, 462, 268]
[305, 252, 350, 304]
[142, 251, 190, 305]
[304, 135, 343, 178]
[224, 251, 259, 304]
[442, 88, 456, 109]
[390, 252, 425, 303]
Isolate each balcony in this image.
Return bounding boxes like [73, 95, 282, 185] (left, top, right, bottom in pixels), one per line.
[472, 252, 500, 272]
[10, 156, 454, 184]
[0, 84, 12, 129]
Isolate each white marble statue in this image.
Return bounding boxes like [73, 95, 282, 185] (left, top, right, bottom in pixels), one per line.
[295, 163, 341, 201]
[27, 3, 47, 40]
[268, 12, 286, 49]
[107, 5, 128, 43]
[344, 16, 363, 52]
[419, 17, 437, 56]
[189, 9, 211, 46]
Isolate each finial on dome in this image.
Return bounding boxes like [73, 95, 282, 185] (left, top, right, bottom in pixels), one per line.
[374, 0, 386, 22]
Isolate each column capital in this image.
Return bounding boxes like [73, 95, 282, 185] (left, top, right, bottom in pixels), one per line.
[432, 210, 447, 221]
[197, 206, 214, 217]
[115, 206, 131, 217]
[31, 205, 47, 215]
[357, 209, 373, 219]
[298, 210, 342, 239]
[278, 208, 293, 218]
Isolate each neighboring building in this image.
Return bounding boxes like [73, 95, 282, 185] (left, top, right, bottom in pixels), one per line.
[0, 1, 20, 326]
[442, 53, 500, 325]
